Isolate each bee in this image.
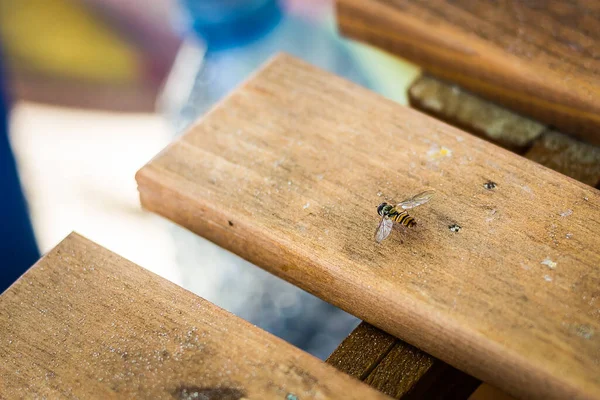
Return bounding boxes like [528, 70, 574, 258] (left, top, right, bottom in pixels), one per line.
[375, 190, 435, 243]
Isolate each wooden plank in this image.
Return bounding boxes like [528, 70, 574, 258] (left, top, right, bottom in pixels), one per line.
[0, 232, 390, 400]
[408, 75, 600, 187]
[136, 54, 600, 400]
[326, 322, 396, 380]
[327, 322, 479, 399]
[365, 343, 480, 400]
[335, 0, 600, 145]
[408, 75, 544, 152]
[525, 130, 600, 188]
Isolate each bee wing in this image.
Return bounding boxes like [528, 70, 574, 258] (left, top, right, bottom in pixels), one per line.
[375, 217, 394, 243]
[397, 189, 435, 210]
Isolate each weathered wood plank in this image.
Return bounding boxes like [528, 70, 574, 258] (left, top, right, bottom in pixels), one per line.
[326, 322, 396, 380]
[335, 0, 600, 145]
[364, 341, 436, 398]
[327, 322, 479, 399]
[408, 75, 600, 187]
[0, 233, 391, 400]
[136, 54, 600, 400]
[525, 130, 600, 188]
[408, 75, 544, 152]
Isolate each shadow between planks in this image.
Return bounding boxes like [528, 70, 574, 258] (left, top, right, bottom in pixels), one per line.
[136, 53, 600, 400]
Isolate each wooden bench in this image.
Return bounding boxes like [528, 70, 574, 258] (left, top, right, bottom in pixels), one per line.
[135, 54, 600, 399]
[3, 3, 600, 397]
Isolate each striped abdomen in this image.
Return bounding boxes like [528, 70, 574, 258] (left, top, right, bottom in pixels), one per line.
[389, 208, 417, 227]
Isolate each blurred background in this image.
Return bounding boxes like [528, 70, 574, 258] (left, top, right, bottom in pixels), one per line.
[0, 0, 419, 359]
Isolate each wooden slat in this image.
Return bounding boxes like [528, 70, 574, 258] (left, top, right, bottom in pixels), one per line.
[408, 75, 600, 187]
[327, 322, 396, 380]
[335, 0, 600, 145]
[525, 130, 600, 188]
[136, 54, 600, 400]
[408, 75, 544, 152]
[327, 322, 479, 399]
[0, 233, 390, 400]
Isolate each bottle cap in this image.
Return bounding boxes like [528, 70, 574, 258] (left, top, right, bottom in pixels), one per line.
[178, 0, 282, 51]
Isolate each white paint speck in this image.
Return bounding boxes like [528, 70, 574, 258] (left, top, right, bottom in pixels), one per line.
[541, 258, 557, 269]
[565, 233, 573, 239]
[303, 202, 310, 210]
[576, 325, 594, 340]
[544, 275, 553, 282]
[559, 209, 573, 217]
[521, 185, 532, 194]
[316, 174, 324, 181]
[287, 181, 292, 185]
[377, 192, 383, 197]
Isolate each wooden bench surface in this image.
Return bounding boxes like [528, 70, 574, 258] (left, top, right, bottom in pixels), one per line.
[136, 54, 600, 400]
[0, 233, 390, 400]
[335, 0, 600, 145]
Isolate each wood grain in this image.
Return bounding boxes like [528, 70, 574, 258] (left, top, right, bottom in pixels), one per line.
[327, 322, 479, 399]
[0, 233, 391, 400]
[365, 342, 480, 400]
[136, 54, 600, 400]
[335, 0, 600, 145]
[326, 322, 396, 380]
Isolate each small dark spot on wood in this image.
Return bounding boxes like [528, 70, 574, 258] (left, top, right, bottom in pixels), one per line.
[174, 386, 246, 400]
[449, 224, 461, 232]
[228, 220, 234, 226]
[483, 181, 497, 190]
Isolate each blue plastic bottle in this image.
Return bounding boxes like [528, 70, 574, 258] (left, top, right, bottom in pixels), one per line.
[162, 0, 374, 133]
